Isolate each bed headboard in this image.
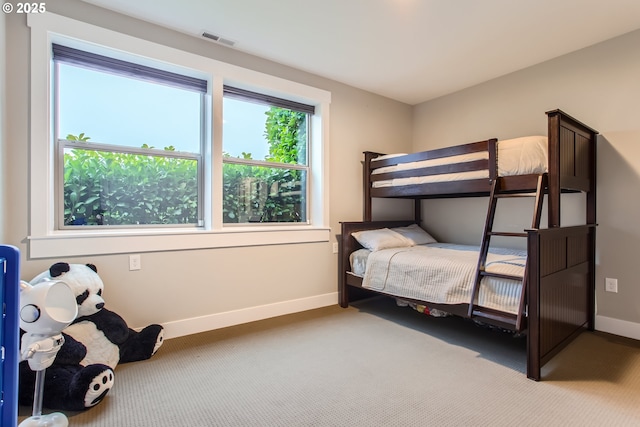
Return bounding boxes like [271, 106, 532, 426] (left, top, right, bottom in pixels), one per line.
[546, 109, 599, 226]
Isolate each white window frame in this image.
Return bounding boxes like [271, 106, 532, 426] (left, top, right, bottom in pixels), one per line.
[221, 86, 314, 225]
[27, 13, 331, 259]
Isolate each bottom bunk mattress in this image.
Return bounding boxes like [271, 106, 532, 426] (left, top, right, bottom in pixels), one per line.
[349, 243, 526, 315]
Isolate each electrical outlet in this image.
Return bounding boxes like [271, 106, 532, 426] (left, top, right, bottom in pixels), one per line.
[129, 254, 141, 271]
[605, 277, 618, 293]
[332, 242, 339, 254]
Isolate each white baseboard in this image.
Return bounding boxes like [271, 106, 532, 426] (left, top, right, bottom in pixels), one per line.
[161, 297, 639, 342]
[162, 292, 339, 340]
[596, 315, 640, 341]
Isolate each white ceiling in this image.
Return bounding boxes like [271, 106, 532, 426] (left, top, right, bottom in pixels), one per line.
[82, 0, 640, 105]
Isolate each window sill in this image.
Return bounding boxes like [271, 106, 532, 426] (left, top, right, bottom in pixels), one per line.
[28, 226, 331, 259]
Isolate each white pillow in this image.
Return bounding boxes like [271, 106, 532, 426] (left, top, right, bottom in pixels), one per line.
[351, 228, 414, 251]
[391, 224, 437, 245]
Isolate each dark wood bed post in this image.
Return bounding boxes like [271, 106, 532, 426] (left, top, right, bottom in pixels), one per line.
[363, 152, 380, 222]
[546, 110, 598, 331]
[526, 230, 542, 380]
[585, 117, 598, 332]
[546, 111, 562, 227]
[586, 120, 598, 225]
[488, 138, 498, 183]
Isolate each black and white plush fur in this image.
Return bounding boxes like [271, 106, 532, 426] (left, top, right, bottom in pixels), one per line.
[19, 262, 164, 411]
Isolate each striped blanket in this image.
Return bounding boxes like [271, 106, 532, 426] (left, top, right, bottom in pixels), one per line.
[361, 243, 526, 315]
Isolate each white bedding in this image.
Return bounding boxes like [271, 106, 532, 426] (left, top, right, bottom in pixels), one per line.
[351, 243, 526, 314]
[371, 135, 548, 188]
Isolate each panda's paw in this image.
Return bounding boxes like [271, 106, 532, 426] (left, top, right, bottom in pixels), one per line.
[82, 365, 115, 408]
[138, 324, 164, 357]
[152, 328, 165, 355]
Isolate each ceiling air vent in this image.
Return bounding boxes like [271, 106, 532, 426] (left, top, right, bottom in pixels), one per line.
[201, 31, 236, 47]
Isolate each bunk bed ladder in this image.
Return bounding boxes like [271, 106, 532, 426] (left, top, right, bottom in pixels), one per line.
[468, 174, 547, 329]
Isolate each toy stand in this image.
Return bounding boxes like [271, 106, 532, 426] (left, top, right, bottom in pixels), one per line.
[19, 370, 68, 427]
[18, 280, 77, 427]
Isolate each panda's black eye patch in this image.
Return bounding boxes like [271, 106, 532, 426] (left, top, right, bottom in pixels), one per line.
[76, 290, 89, 305]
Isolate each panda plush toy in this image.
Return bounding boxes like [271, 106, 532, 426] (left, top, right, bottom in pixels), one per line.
[19, 262, 164, 411]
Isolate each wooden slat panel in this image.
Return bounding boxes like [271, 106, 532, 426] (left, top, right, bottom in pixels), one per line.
[371, 159, 489, 181]
[560, 126, 575, 179]
[529, 224, 595, 375]
[370, 179, 491, 198]
[558, 125, 591, 192]
[567, 234, 589, 267]
[539, 264, 590, 357]
[370, 139, 492, 169]
[540, 236, 567, 276]
[575, 133, 590, 180]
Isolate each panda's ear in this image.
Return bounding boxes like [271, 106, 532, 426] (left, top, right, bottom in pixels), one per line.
[86, 263, 98, 274]
[50, 262, 71, 277]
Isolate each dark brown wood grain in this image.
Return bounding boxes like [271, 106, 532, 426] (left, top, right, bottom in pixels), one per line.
[345, 110, 598, 380]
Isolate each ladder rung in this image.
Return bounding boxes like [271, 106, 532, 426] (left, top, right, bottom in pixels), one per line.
[495, 192, 537, 198]
[488, 231, 527, 237]
[471, 308, 517, 326]
[480, 271, 524, 281]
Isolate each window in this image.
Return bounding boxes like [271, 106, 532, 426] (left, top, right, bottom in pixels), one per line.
[54, 44, 206, 228]
[222, 87, 314, 224]
[28, 13, 330, 258]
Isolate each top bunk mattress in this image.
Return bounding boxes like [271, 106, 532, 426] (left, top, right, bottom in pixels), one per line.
[371, 135, 548, 188]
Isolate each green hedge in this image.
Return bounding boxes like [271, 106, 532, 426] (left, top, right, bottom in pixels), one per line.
[64, 149, 198, 225]
[64, 108, 307, 226]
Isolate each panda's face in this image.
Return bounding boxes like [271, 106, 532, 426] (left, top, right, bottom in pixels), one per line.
[33, 263, 107, 319]
[76, 284, 105, 317]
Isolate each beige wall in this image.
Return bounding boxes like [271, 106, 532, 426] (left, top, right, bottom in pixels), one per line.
[3, 1, 412, 333]
[5, 1, 637, 339]
[413, 29, 640, 334]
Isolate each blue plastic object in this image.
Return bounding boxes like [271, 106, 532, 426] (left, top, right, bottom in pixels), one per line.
[0, 245, 20, 427]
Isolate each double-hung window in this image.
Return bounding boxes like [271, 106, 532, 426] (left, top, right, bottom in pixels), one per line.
[53, 44, 206, 228]
[222, 87, 313, 224]
[27, 13, 330, 258]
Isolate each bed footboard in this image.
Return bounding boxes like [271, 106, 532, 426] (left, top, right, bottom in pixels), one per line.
[526, 224, 596, 380]
[340, 221, 596, 381]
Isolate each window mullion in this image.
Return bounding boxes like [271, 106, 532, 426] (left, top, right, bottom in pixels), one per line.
[211, 78, 224, 230]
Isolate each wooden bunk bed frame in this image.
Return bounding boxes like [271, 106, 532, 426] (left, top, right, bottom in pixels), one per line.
[339, 109, 598, 380]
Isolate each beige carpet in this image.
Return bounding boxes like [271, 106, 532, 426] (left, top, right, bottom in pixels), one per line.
[19, 297, 640, 426]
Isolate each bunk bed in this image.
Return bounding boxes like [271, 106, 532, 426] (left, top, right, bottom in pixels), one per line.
[338, 109, 598, 380]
